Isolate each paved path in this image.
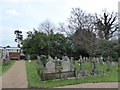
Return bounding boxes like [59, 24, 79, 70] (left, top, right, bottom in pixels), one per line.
[2, 60, 28, 88]
[55, 82, 119, 88]
[0, 77, 2, 89]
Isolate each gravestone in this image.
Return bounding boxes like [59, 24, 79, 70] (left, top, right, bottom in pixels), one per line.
[78, 55, 86, 76]
[62, 60, 70, 72]
[54, 56, 58, 71]
[64, 56, 70, 61]
[57, 58, 61, 65]
[37, 56, 43, 67]
[106, 61, 112, 72]
[27, 55, 30, 60]
[111, 62, 115, 65]
[70, 57, 75, 70]
[48, 55, 54, 62]
[91, 57, 99, 75]
[70, 57, 73, 62]
[85, 57, 89, 62]
[83, 57, 86, 62]
[46, 60, 55, 73]
[99, 57, 104, 65]
[117, 58, 120, 72]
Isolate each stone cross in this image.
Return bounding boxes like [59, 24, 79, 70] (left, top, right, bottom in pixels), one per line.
[91, 57, 99, 75]
[92, 57, 98, 69]
[78, 55, 86, 76]
[54, 56, 58, 71]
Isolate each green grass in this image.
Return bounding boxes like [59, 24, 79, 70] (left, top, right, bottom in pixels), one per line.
[0, 63, 2, 76]
[0, 60, 16, 76]
[26, 61, 119, 88]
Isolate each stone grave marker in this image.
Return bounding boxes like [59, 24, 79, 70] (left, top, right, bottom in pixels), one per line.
[70, 57, 75, 70]
[54, 56, 58, 71]
[48, 55, 54, 62]
[91, 57, 99, 75]
[37, 56, 43, 67]
[85, 57, 89, 62]
[99, 57, 104, 65]
[62, 58, 70, 72]
[64, 56, 70, 61]
[46, 60, 55, 73]
[106, 61, 112, 72]
[78, 55, 86, 76]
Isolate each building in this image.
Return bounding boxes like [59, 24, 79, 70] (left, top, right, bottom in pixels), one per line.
[0, 46, 25, 60]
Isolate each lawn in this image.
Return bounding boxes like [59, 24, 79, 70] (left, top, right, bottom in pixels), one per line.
[0, 60, 16, 76]
[25, 60, 119, 88]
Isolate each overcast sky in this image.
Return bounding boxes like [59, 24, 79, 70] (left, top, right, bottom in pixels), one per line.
[0, 0, 119, 47]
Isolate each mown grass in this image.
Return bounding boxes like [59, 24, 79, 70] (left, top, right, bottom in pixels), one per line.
[26, 60, 119, 88]
[0, 60, 16, 76]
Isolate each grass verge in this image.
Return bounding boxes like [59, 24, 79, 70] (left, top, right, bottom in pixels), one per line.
[0, 60, 16, 76]
[26, 61, 119, 88]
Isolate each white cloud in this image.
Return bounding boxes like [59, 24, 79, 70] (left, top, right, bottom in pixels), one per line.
[5, 10, 21, 16]
[0, 0, 57, 3]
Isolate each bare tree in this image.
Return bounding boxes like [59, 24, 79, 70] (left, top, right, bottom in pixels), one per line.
[38, 20, 56, 35]
[68, 8, 97, 35]
[95, 10, 118, 40]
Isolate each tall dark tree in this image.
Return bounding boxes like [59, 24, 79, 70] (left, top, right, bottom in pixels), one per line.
[95, 10, 118, 40]
[14, 30, 23, 48]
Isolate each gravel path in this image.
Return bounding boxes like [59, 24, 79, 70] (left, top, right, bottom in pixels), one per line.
[55, 82, 119, 88]
[2, 60, 28, 88]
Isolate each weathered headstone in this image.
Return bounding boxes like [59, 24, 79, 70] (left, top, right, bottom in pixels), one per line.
[62, 60, 70, 72]
[46, 60, 55, 73]
[70, 57, 73, 62]
[106, 61, 112, 72]
[64, 56, 70, 61]
[70, 57, 75, 70]
[48, 55, 54, 62]
[37, 56, 43, 67]
[91, 57, 99, 75]
[85, 57, 89, 62]
[54, 56, 58, 71]
[27, 55, 31, 62]
[83, 57, 86, 62]
[27, 55, 30, 60]
[99, 57, 104, 65]
[78, 55, 86, 76]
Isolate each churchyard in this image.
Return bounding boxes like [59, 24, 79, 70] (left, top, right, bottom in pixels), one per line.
[26, 55, 119, 88]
